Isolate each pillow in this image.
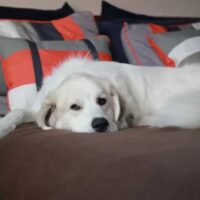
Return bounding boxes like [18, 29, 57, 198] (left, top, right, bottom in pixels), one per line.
[0, 3, 73, 96]
[148, 30, 200, 67]
[98, 20, 200, 64]
[101, 1, 200, 24]
[0, 11, 98, 96]
[0, 3, 73, 20]
[0, 37, 112, 110]
[99, 1, 200, 64]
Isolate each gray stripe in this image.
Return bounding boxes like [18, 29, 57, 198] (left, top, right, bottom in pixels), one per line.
[71, 11, 98, 39]
[38, 38, 110, 53]
[0, 37, 29, 58]
[0, 37, 110, 58]
[152, 29, 200, 54]
[14, 22, 40, 42]
[0, 96, 8, 115]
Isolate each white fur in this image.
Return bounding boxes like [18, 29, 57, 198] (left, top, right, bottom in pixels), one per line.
[1, 57, 200, 137]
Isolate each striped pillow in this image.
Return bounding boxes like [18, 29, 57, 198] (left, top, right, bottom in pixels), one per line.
[0, 11, 99, 96]
[0, 37, 111, 110]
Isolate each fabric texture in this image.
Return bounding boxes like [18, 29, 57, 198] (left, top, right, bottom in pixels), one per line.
[0, 37, 111, 110]
[148, 29, 200, 66]
[0, 123, 200, 200]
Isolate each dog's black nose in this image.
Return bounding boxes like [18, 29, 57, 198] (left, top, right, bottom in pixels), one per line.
[92, 118, 109, 132]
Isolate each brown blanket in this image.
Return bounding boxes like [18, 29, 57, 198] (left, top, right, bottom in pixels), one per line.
[0, 123, 200, 200]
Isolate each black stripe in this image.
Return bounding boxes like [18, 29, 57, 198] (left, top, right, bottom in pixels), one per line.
[82, 39, 99, 60]
[26, 40, 43, 91]
[31, 23, 64, 40]
[0, 3, 74, 20]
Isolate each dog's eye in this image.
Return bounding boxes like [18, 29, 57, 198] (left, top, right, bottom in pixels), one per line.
[70, 104, 81, 111]
[97, 97, 107, 106]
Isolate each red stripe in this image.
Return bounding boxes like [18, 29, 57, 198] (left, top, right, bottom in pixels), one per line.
[3, 50, 35, 89]
[3, 50, 111, 89]
[147, 37, 176, 67]
[52, 16, 85, 40]
[148, 24, 167, 34]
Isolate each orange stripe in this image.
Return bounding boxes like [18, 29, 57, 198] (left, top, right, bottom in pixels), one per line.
[39, 50, 111, 76]
[3, 50, 35, 89]
[3, 50, 111, 89]
[98, 52, 112, 61]
[52, 16, 85, 40]
[147, 37, 175, 67]
[148, 24, 167, 34]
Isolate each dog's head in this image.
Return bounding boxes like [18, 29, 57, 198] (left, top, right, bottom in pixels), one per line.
[36, 73, 123, 133]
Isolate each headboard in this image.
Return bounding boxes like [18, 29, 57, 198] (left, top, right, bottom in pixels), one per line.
[0, 0, 200, 17]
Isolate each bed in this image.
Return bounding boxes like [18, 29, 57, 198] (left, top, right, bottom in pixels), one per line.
[0, 1, 200, 199]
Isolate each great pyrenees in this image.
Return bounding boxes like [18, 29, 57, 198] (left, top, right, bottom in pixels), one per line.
[0, 57, 200, 137]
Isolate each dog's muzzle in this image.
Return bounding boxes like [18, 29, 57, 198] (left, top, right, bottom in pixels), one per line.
[91, 118, 109, 132]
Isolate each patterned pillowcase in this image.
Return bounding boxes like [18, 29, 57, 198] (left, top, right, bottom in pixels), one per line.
[148, 29, 200, 67]
[0, 37, 112, 110]
[0, 11, 98, 96]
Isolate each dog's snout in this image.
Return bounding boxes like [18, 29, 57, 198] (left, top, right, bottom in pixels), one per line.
[92, 118, 109, 132]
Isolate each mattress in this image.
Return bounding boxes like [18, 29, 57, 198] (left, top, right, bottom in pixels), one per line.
[0, 123, 200, 200]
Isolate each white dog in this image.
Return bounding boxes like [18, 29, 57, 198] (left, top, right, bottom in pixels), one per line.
[0, 57, 200, 137]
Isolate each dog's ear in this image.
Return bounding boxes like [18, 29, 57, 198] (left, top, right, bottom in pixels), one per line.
[102, 79, 124, 122]
[109, 85, 122, 122]
[36, 96, 56, 130]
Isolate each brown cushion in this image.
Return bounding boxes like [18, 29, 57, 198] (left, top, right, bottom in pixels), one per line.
[0, 123, 200, 200]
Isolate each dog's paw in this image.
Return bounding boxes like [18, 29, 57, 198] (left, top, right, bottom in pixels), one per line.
[41, 126, 52, 130]
[0, 122, 16, 138]
[0, 109, 27, 138]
